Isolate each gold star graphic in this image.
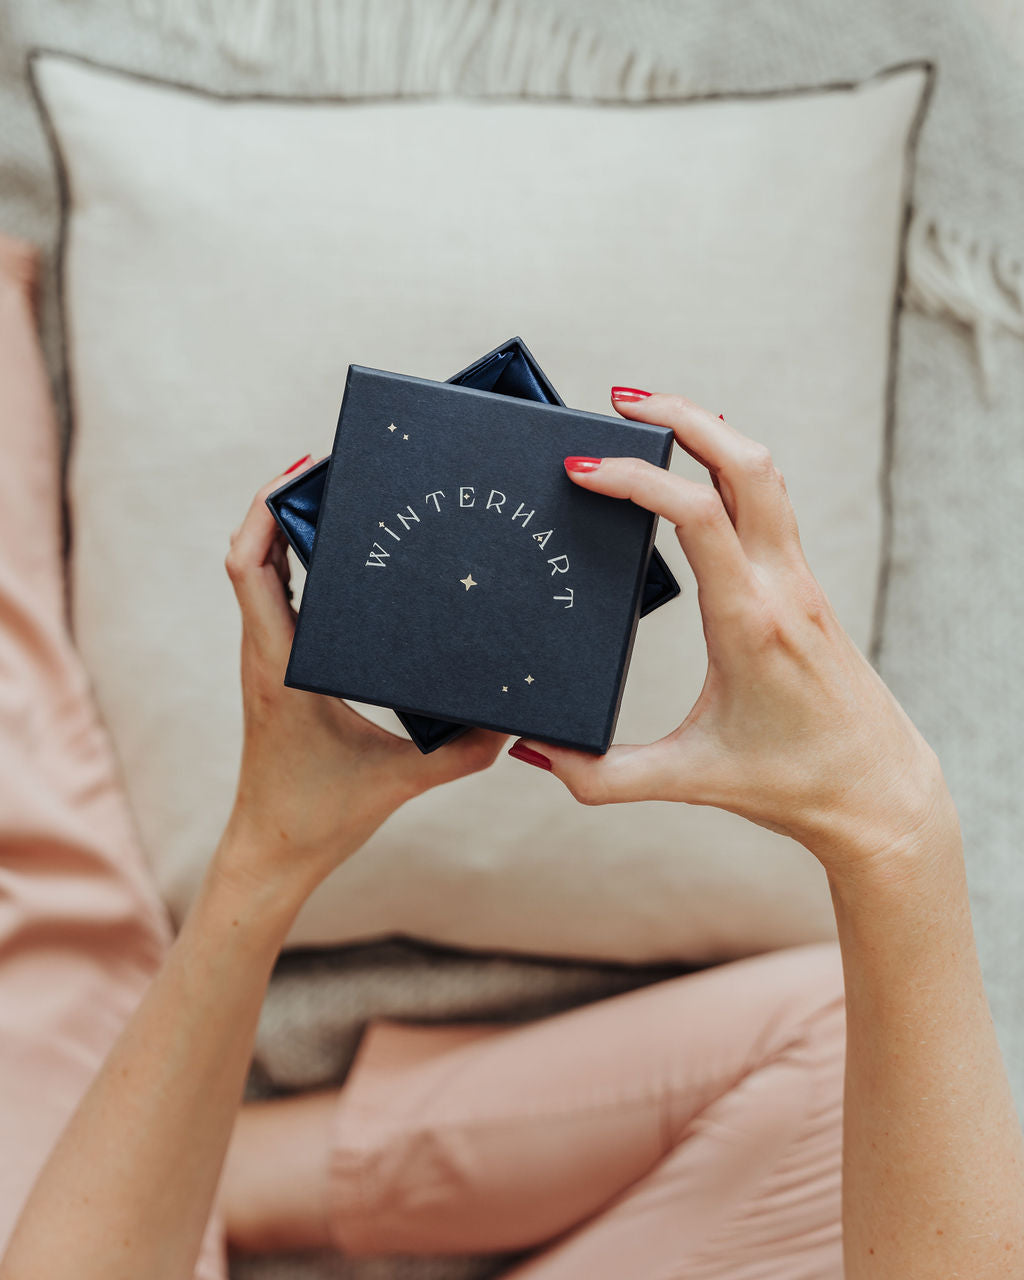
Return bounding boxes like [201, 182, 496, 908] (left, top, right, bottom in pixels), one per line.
[501, 685, 509, 693]
[387, 423, 397, 432]
[402, 433, 409, 441]
[460, 572, 477, 591]
[524, 675, 535, 684]
[378, 521, 385, 528]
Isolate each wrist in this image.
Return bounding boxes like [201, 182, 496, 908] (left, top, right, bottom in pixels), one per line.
[822, 778, 977, 985]
[806, 749, 962, 892]
[203, 826, 311, 944]
[216, 781, 405, 906]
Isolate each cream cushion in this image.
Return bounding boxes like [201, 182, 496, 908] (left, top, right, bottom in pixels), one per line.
[36, 54, 928, 960]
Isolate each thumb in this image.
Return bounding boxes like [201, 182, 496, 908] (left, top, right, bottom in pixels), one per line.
[507, 738, 681, 805]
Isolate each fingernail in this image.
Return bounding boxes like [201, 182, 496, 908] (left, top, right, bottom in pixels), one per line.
[508, 741, 552, 771]
[284, 454, 311, 474]
[564, 456, 602, 474]
[718, 413, 725, 421]
[611, 386, 652, 402]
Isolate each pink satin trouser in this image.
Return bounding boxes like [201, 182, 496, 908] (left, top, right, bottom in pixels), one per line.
[0, 235, 845, 1279]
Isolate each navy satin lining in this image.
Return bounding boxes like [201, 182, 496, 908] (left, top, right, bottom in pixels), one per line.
[273, 461, 327, 567]
[452, 347, 561, 404]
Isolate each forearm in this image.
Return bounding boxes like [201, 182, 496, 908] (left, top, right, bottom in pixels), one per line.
[0, 840, 302, 1280]
[824, 789, 1024, 1278]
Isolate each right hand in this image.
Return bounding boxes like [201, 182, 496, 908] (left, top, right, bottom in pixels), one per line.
[218, 459, 505, 904]
[510, 392, 956, 882]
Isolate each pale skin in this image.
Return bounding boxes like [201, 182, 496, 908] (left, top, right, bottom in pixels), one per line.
[1, 392, 1022, 1278]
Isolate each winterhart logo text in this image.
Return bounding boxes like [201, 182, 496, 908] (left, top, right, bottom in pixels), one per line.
[364, 486, 575, 608]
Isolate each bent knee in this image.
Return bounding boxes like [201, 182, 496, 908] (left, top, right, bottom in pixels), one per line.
[763, 942, 847, 1074]
[744, 941, 846, 1043]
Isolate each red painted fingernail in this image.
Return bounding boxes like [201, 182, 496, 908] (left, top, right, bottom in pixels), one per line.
[508, 741, 552, 771]
[611, 386, 652, 402]
[564, 456, 602, 473]
[718, 413, 725, 420]
[284, 454, 311, 474]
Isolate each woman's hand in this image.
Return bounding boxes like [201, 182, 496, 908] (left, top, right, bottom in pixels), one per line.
[512, 395, 1024, 1279]
[218, 458, 504, 902]
[510, 391, 954, 880]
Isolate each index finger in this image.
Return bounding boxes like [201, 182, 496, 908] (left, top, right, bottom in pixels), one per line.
[226, 457, 316, 645]
[564, 455, 757, 618]
[610, 391, 799, 557]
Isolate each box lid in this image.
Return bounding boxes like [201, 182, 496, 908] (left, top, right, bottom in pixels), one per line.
[285, 365, 673, 753]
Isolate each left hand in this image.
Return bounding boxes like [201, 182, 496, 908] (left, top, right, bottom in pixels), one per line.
[217, 458, 505, 901]
[509, 393, 949, 884]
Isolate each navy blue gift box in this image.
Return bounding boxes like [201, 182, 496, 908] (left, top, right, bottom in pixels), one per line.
[268, 338, 679, 753]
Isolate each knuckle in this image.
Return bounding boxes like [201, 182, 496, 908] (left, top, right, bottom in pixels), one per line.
[747, 609, 787, 653]
[736, 574, 833, 652]
[742, 442, 776, 480]
[242, 678, 277, 726]
[621, 455, 651, 491]
[660, 392, 693, 418]
[729, 586, 785, 648]
[689, 485, 725, 528]
[706, 582, 766, 634]
[224, 549, 242, 582]
[793, 575, 832, 628]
